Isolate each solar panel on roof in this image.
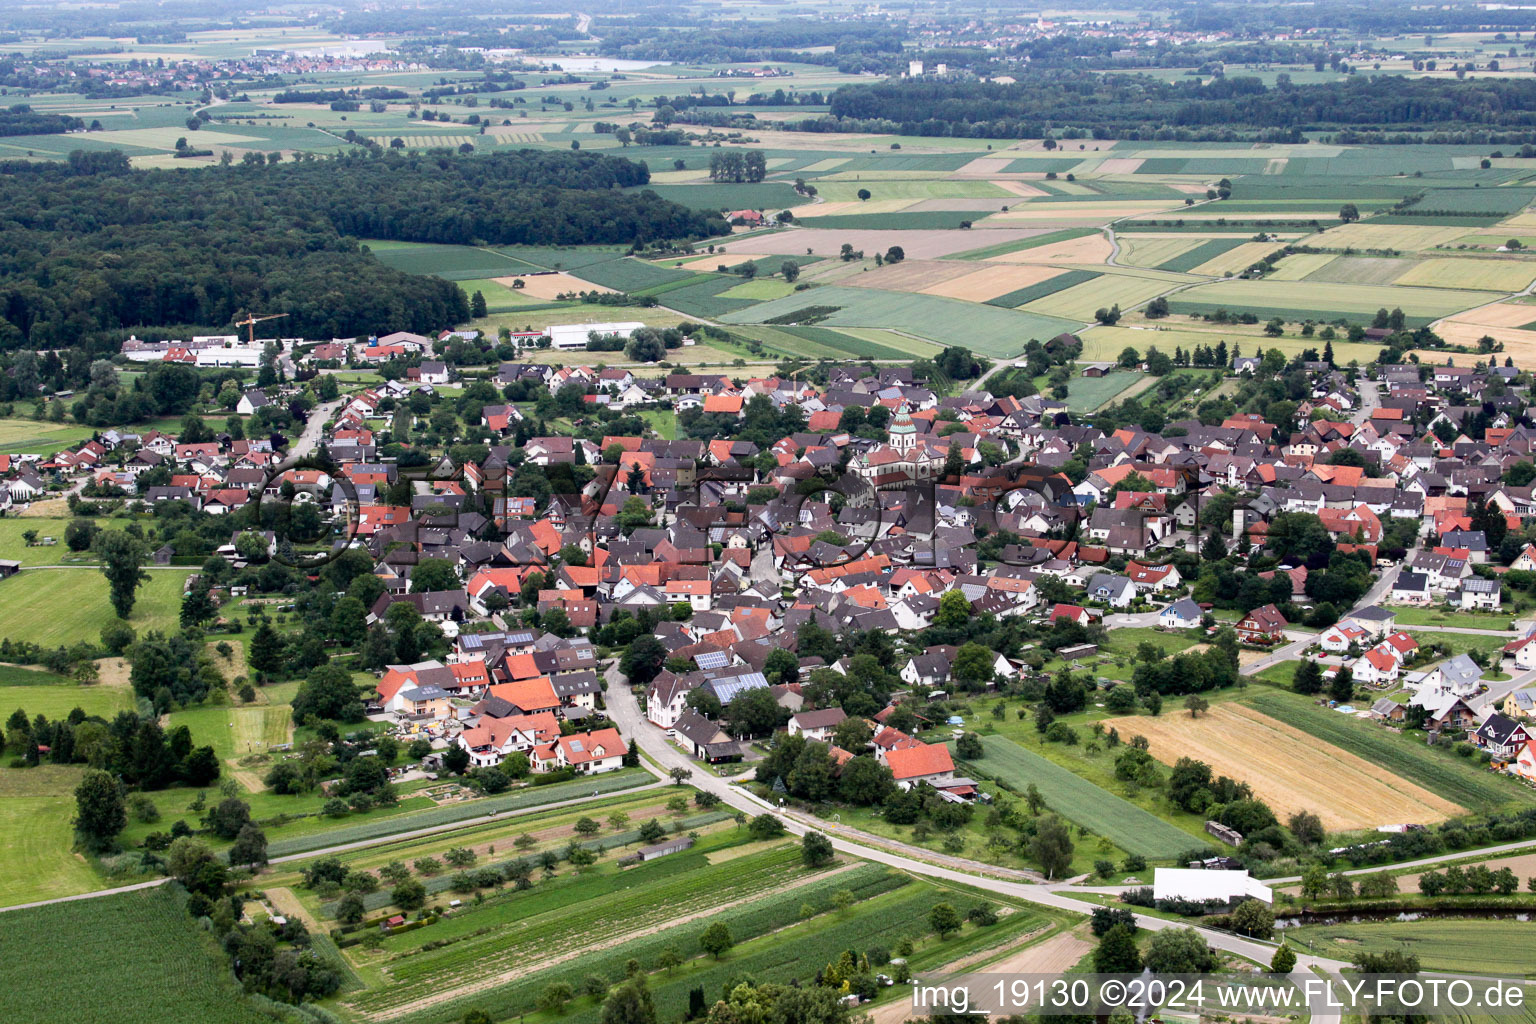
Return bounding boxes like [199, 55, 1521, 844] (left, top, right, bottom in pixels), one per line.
[570, 740, 584, 752]
[694, 651, 730, 670]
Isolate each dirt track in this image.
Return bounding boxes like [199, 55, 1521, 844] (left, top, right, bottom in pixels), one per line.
[864, 930, 1093, 1024]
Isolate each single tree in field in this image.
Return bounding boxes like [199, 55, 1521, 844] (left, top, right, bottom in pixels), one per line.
[802, 831, 834, 868]
[74, 769, 126, 852]
[668, 766, 692, 786]
[928, 902, 961, 939]
[94, 530, 148, 619]
[780, 261, 800, 283]
[601, 977, 657, 1024]
[856, 188, 871, 201]
[1184, 695, 1209, 718]
[1028, 814, 1074, 879]
[699, 921, 734, 959]
[1339, 203, 1360, 223]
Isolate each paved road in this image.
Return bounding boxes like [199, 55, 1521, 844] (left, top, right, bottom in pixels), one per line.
[601, 661, 1348, 1015]
[292, 396, 344, 459]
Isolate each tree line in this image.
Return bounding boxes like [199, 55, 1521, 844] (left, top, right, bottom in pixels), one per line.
[818, 73, 1536, 139]
[0, 148, 727, 352]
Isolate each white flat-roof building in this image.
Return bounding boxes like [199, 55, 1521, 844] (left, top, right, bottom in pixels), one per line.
[546, 322, 646, 351]
[1153, 867, 1272, 905]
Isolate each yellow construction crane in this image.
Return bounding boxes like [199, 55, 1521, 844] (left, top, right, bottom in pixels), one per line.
[233, 312, 288, 346]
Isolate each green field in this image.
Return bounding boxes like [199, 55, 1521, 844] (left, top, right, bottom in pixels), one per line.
[721, 285, 1083, 356]
[1381, 606, 1515, 630]
[1156, 237, 1252, 273]
[966, 735, 1196, 858]
[454, 277, 538, 313]
[343, 831, 1048, 1024]
[0, 516, 135, 566]
[985, 269, 1100, 309]
[1283, 918, 1536, 976]
[168, 703, 293, 763]
[1171, 279, 1481, 320]
[0, 764, 107, 907]
[0, 885, 272, 1023]
[1243, 692, 1533, 813]
[1062, 369, 1146, 412]
[813, 179, 1011, 202]
[568, 257, 696, 292]
[947, 227, 1099, 261]
[0, 568, 191, 647]
[1024, 272, 1172, 321]
[364, 240, 543, 279]
[0, 681, 134, 722]
[0, 418, 96, 456]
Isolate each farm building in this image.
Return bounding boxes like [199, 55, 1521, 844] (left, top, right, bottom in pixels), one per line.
[547, 321, 646, 351]
[1153, 867, 1273, 906]
[637, 836, 694, 861]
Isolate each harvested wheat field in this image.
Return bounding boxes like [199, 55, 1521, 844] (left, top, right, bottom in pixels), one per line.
[1438, 300, 1536, 328]
[842, 259, 978, 293]
[993, 180, 1047, 198]
[1432, 320, 1536, 362]
[921, 264, 1067, 301]
[492, 272, 614, 299]
[1095, 157, 1145, 175]
[956, 157, 1014, 176]
[1320, 223, 1471, 251]
[1104, 703, 1459, 830]
[992, 232, 1115, 265]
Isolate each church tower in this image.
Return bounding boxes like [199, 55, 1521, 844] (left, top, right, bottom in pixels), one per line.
[888, 404, 916, 454]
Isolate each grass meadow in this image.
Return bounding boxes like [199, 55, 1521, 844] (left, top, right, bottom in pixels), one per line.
[0, 568, 190, 647]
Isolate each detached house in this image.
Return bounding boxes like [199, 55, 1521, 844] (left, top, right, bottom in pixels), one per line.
[788, 708, 847, 742]
[554, 727, 627, 774]
[885, 742, 956, 790]
[1236, 604, 1287, 645]
[1158, 597, 1202, 630]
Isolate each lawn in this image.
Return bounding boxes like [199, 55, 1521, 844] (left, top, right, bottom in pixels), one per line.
[0, 516, 134, 566]
[0, 764, 106, 907]
[1282, 918, 1536, 976]
[0, 885, 273, 1023]
[1243, 691, 1534, 814]
[0, 681, 134, 722]
[1061, 370, 1146, 413]
[636, 409, 677, 440]
[0, 568, 190, 647]
[168, 703, 293, 764]
[965, 735, 1198, 859]
[0, 417, 96, 456]
[1381, 605, 1515, 630]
